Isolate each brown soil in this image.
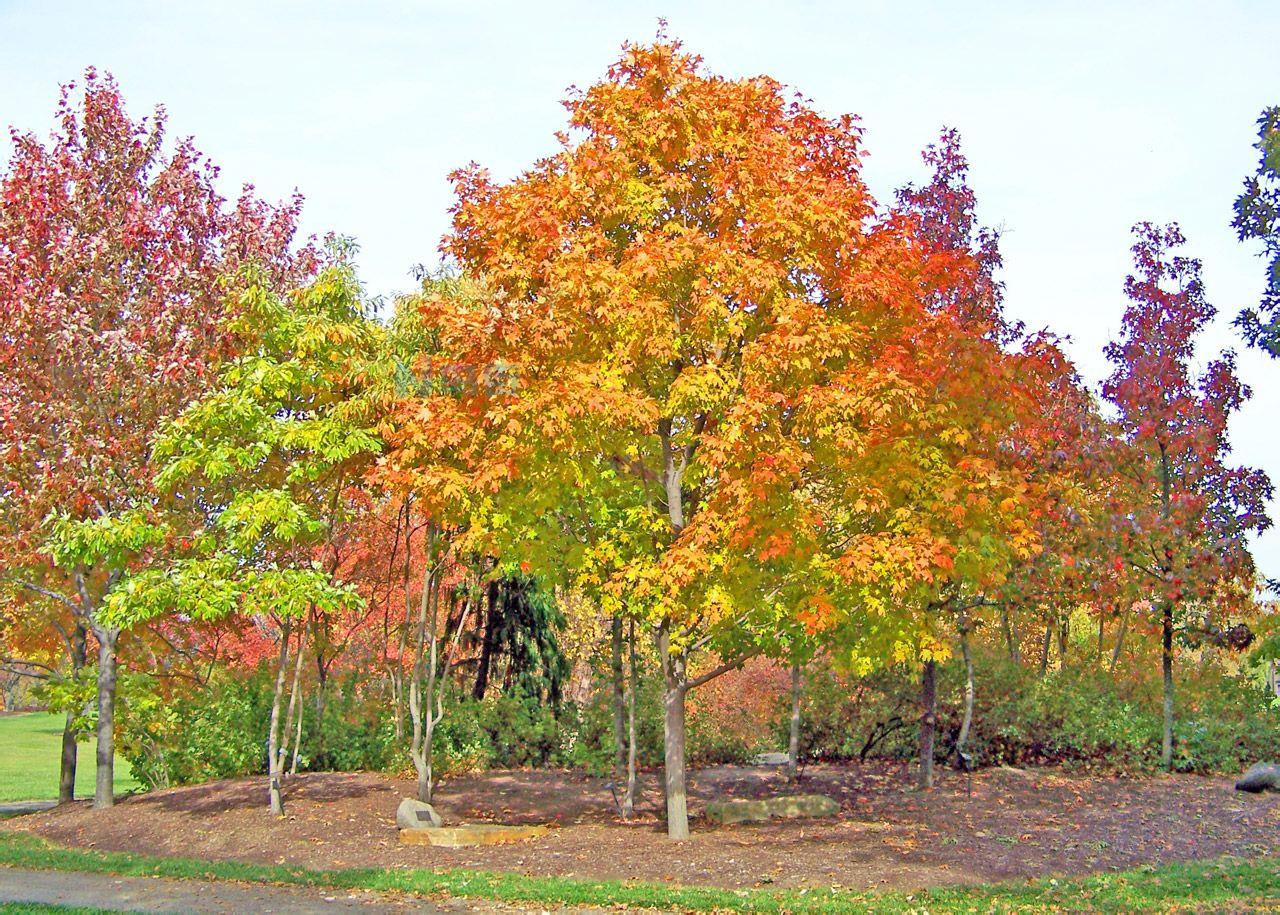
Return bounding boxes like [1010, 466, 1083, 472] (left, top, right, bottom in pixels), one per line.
[6, 762, 1279, 891]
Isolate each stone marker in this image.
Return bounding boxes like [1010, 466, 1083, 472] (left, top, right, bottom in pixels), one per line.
[396, 797, 443, 830]
[704, 793, 839, 825]
[1235, 763, 1280, 793]
[399, 824, 549, 848]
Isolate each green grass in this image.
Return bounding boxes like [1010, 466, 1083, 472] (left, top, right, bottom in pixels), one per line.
[0, 714, 139, 803]
[0, 832, 1276, 913]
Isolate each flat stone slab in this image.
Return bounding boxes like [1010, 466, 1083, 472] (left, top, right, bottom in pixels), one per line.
[705, 793, 839, 825]
[399, 824, 549, 848]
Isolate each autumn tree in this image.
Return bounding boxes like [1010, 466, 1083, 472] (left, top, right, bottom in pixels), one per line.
[0, 70, 313, 807]
[105, 261, 379, 814]
[388, 36, 973, 838]
[1233, 106, 1280, 356]
[1103, 222, 1272, 769]
[830, 127, 1047, 788]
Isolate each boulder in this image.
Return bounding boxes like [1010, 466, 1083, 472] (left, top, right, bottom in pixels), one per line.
[705, 798, 772, 825]
[766, 794, 839, 819]
[396, 797, 443, 830]
[705, 793, 839, 825]
[752, 751, 791, 767]
[399, 824, 548, 847]
[1235, 763, 1280, 793]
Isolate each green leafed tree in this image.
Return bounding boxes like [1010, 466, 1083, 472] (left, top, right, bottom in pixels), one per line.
[104, 256, 383, 814]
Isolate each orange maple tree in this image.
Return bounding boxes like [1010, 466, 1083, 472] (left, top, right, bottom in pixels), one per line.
[384, 35, 1054, 836]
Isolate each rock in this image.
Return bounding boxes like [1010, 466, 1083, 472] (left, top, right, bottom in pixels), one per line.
[752, 751, 791, 767]
[705, 793, 839, 825]
[766, 794, 839, 818]
[396, 797, 443, 829]
[399, 824, 548, 847]
[1235, 763, 1280, 793]
[705, 798, 773, 825]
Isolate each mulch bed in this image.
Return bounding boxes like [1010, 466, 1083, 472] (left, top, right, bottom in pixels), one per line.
[5, 762, 1279, 891]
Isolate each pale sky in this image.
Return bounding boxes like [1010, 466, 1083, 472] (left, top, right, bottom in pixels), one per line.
[2, 0, 1278, 581]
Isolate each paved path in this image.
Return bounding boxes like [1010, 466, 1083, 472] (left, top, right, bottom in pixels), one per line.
[0, 867, 447, 913]
[0, 801, 57, 817]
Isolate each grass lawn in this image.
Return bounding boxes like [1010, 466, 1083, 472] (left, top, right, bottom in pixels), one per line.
[0, 714, 139, 804]
[0, 831, 1277, 913]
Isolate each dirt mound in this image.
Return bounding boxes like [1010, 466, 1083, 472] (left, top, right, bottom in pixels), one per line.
[5, 763, 1278, 891]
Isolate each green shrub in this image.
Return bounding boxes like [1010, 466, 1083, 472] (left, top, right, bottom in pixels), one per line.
[562, 670, 665, 776]
[117, 671, 269, 789]
[789, 651, 1279, 775]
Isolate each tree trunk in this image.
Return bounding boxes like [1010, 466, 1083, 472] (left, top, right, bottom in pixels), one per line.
[93, 625, 120, 810]
[289, 692, 305, 777]
[1096, 609, 1106, 661]
[279, 626, 306, 776]
[918, 659, 937, 790]
[1038, 623, 1052, 675]
[1000, 605, 1019, 664]
[1057, 618, 1069, 669]
[656, 624, 689, 840]
[420, 576, 441, 804]
[472, 577, 500, 700]
[1161, 600, 1175, 770]
[409, 527, 442, 804]
[786, 661, 802, 781]
[1158, 444, 1175, 771]
[58, 709, 79, 805]
[623, 619, 638, 818]
[311, 631, 328, 764]
[957, 631, 974, 754]
[392, 512, 415, 743]
[58, 621, 88, 805]
[611, 615, 626, 784]
[1110, 604, 1130, 672]
[390, 668, 405, 743]
[266, 621, 292, 816]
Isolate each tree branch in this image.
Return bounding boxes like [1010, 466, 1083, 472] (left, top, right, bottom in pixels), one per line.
[684, 649, 761, 692]
[20, 582, 81, 614]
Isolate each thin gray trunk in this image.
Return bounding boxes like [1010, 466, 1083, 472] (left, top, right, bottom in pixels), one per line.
[409, 527, 442, 803]
[393, 511, 415, 743]
[1000, 605, 1019, 664]
[93, 625, 119, 810]
[786, 661, 802, 781]
[957, 631, 974, 754]
[656, 623, 689, 840]
[918, 659, 937, 790]
[75, 569, 118, 811]
[1038, 622, 1052, 676]
[289, 693, 305, 776]
[611, 615, 626, 784]
[279, 626, 306, 776]
[267, 620, 292, 816]
[624, 619, 638, 818]
[1110, 604, 1130, 672]
[657, 418, 693, 839]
